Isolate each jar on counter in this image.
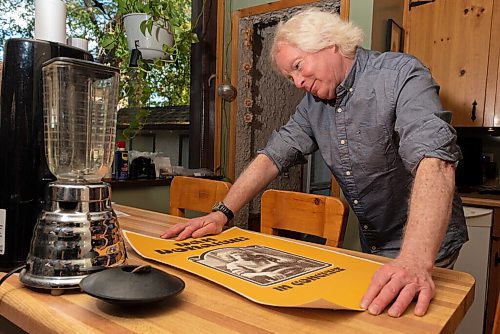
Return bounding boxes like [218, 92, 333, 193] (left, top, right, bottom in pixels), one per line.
[113, 141, 129, 180]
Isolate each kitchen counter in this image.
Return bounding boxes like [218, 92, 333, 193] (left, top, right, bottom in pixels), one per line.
[103, 177, 172, 189]
[0, 204, 475, 334]
[460, 192, 500, 208]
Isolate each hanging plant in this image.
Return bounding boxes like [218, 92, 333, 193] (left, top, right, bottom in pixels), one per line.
[96, 0, 200, 139]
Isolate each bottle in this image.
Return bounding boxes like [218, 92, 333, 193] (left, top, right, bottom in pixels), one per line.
[113, 141, 129, 180]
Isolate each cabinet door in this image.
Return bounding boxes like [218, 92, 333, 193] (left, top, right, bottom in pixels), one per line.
[403, 0, 493, 127]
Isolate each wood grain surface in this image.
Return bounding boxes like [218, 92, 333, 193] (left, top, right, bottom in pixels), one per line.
[0, 204, 475, 333]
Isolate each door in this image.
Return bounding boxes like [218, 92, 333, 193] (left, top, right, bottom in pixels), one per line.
[403, 0, 494, 127]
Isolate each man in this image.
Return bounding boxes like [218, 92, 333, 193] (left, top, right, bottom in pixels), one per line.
[162, 9, 467, 318]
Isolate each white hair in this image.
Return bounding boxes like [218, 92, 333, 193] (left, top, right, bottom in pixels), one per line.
[270, 8, 364, 66]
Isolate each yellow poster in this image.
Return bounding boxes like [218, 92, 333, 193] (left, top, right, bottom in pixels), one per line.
[123, 228, 381, 310]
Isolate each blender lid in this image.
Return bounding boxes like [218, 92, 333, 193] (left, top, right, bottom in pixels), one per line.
[79, 265, 185, 305]
[42, 56, 119, 74]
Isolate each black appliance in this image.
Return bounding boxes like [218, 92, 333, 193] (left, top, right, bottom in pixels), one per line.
[456, 136, 483, 190]
[129, 156, 156, 179]
[0, 38, 92, 270]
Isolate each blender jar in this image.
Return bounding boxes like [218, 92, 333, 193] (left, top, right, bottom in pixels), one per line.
[42, 58, 120, 183]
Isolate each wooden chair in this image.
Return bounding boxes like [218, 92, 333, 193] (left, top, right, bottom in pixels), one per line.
[260, 189, 349, 247]
[330, 176, 341, 197]
[169, 176, 231, 217]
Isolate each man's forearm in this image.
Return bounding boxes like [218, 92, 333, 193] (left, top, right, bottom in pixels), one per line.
[399, 157, 456, 268]
[223, 154, 280, 214]
[361, 157, 455, 317]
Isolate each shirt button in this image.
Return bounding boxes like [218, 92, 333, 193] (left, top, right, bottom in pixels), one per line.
[371, 246, 377, 251]
[340, 139, 346, 144]
[363, 225, 368, 230]
[337, 108, 342, 113]
[353, 199, 359, 204]
[346, 171, 351, 176]
[349, 88, 354, 92]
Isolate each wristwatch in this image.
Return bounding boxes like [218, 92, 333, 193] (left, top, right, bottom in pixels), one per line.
[211, 202, 234, 222]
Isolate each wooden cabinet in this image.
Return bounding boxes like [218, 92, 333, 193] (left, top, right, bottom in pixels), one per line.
[403, 0, 500, 127]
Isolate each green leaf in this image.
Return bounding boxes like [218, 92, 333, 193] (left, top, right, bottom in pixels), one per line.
[140, 20, 148, 35]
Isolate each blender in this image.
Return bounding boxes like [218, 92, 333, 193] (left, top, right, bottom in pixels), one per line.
[19, 57, 127, 290]
[0, 38, 93, 271]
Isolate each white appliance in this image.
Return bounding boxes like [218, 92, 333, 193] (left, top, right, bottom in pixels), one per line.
[455, 206, 493, 334]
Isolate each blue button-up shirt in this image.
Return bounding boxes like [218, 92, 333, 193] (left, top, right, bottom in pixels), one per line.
[259, 47, 467, 261]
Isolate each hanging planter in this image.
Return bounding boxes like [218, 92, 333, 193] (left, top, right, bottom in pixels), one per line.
[96, 0, 201, 139]
[123, 13, 174, 60]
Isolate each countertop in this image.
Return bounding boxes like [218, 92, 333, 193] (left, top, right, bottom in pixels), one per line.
[0, 204, 475, 334]
[460, 192, 500, 208]
[103, 177, 172, 189]
[103, 176, 223, 190]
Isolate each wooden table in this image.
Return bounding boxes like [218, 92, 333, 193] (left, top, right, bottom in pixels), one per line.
[0, 204, 475, 333]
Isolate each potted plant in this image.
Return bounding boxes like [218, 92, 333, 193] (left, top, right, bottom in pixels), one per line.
[122, 11, 173, 60]
[118, 0, 183, 60]
[98, 0, 198, 138]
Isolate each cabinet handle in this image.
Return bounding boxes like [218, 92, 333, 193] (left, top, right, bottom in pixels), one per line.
[496, 251, 499, 266]
[471, 100, 477, 121]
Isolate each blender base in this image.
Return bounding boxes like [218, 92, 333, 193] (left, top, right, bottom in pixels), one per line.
[20, 182, 127, 291]
[19, 269, 86, 290]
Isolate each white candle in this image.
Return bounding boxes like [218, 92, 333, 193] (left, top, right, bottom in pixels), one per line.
[34, 0, 66, 44]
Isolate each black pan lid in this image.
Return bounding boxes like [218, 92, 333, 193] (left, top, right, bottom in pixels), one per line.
[80, 265, 185, 305]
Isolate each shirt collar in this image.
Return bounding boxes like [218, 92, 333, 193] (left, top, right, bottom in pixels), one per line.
[337, 46, 369, 95]
[312, 47, 369, 105]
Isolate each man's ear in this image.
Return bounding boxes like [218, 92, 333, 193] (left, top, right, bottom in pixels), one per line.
[327, 44, 338, 54]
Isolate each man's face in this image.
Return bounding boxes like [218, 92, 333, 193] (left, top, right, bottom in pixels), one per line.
[274, 43, 343, 99]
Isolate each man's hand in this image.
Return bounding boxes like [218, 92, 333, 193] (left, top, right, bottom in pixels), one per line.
[160, 211, 227, 241]
[360, 257, 435, 317]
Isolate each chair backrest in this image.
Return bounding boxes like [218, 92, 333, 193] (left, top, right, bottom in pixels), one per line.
[169, 176, 231, 217]
[330, 176, 340, 197]
[260, 189, 348, 247]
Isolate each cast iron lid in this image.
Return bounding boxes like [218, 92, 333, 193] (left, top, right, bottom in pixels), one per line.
[80, 265, 185, 305]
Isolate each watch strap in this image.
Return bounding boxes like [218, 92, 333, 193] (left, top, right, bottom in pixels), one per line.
[211, 202, 234, 222]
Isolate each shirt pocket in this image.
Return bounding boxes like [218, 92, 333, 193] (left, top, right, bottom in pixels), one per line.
[355, 125, 397, 174]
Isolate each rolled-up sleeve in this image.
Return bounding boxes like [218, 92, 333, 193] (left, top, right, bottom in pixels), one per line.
[394, 58, 462, 174]
[257, 101, 318, 174]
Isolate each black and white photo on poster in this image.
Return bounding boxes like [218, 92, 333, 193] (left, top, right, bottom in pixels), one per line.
[190, 245, 330, 286]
